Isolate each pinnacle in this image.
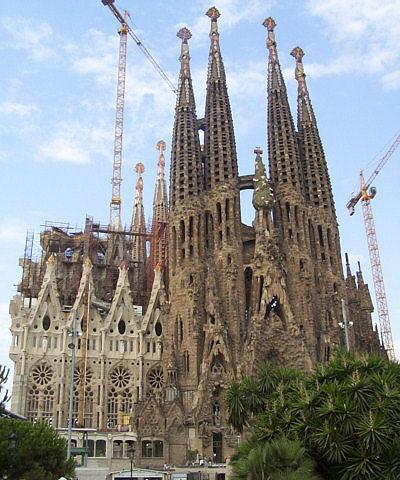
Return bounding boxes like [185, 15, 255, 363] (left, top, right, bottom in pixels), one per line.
[157, 140, 166, 152]
[291, 46, 304, 62]
[177, 27, 192, 41]
[135, 162, 145, 175]
[263, 17, 276, 31]
[206, 7, 220, 20]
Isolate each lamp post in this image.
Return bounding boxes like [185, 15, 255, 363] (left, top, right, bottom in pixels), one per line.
[127, 444, 136, 479]
[8, 432, 18, 480]
[340, 299, 353, 351]
[67, 310, 78, 459]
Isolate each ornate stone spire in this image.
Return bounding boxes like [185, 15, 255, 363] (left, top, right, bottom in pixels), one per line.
[291, 46, 314, 125]
[131, 163, 146, 289]
[176, 27, 195, 108]
[356, 261, 365, 287]
[291, 46, 335, 212]
[204, 7, 238, 188]
[345, 253, 356, 288]
[153, 140, 168, 224]
[131, 162, 146, 232]
[263, 18, 303, 194]
[206, 7, 225, 82]
[170, 27, 203, 209]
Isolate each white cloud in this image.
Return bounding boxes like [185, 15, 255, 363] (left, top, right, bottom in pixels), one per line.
[67, 28, 118, 85]
[381, 69, 400, 90]
[0, 101, 39, 117]
[226, 61, 265, 97]
[0, 217, 27, 244]
[346, 252, 366, 266]
[37, 123, 111, 164]
[0, 16, 54, 61]
[306, 0, 400, 87]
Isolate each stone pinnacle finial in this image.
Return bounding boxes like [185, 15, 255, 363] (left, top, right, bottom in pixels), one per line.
[206, 7, 220, 20]
[157, 140, 166, 170]
[263, 17, 276, 31]
[291, 46, 306, 84]
[135, 163, 145, 192]
[291, 46, 304, 62]
[135, 162, 145, 176]
[254, 147, 263, 156]
[157, 140, 166, 152]
[177, 27, 192, 42]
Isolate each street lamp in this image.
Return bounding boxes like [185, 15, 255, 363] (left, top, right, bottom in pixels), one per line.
[8, 433, 18, 480]
[340, 299, 353, 351]
[127, 444, 136, 479]
[67, 310, 79, 459]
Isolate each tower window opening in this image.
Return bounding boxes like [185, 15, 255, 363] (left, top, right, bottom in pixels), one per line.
[189, 216, 194, 238]
[180, 220, 185, 244]
[318, 225, 324, 246]
[244, 267, 253, 316]
[258, 276, 264, 313]
[217, 203, 222, 224]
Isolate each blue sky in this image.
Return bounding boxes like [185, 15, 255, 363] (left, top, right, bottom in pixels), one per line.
[1, 0, 400, 396]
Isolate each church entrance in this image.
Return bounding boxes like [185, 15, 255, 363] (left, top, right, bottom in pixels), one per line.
[212, 432, 223, 463]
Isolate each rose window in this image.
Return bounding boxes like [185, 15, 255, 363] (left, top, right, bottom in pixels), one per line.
[148, 367, 164, 389]
[74, 367, 93, 385]
[111, 367, 130, 388]
[32, 364, 53, 385]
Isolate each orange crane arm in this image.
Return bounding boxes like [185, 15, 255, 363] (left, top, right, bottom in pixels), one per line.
[102, 0, 177, 94]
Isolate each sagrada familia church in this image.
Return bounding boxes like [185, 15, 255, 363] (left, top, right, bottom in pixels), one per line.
[8, 7, 382, 471]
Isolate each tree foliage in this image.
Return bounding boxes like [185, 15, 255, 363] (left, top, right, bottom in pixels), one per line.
[0, 365, 10, 414]
[0, 418, 75, 480]
[230, 437, 322, 480]
[226, 350, 400, 480]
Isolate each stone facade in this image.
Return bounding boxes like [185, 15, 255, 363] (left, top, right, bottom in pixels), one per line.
[9, 8, 382, 472]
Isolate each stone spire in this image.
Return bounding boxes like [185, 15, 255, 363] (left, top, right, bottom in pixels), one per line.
[170, 27, 203, 209]
[204, 7, 238, 188]
[345, 252, 356, 289]
[131, 163, 146, 290]
[131, 163, 146, 233]
[150, 141, 169, 278]
[263, 18, 303, 195]
[356, 261, 365, 287]
[291, 46, 334, 212]
[153, 140, 168, 225]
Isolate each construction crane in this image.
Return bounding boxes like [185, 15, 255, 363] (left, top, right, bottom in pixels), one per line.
[102, 0, 177, 94]
[346, 132, 400, 360]
[105, 5, 128, 230]
[102, 0, 177, 230]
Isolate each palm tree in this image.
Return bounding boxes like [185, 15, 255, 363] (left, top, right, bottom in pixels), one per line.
[227, 350, 400, 479]
[230, 437, 322, 480]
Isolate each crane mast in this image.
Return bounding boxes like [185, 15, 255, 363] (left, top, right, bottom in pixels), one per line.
[360, 172, 394, 359]
[346, 133, 400, 360]
[109, 14, 128, 230]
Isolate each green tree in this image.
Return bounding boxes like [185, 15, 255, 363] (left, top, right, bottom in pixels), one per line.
[226, 350, 400, 480]
[0, 365, 10, 415]
[230, 437, 322, 480]
[0, 418, 75, 480]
